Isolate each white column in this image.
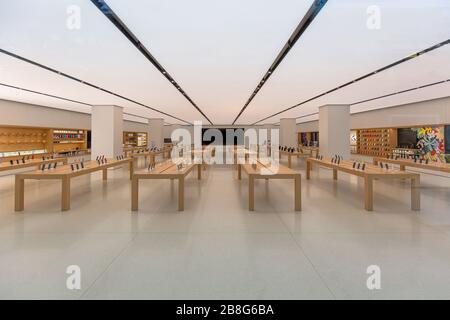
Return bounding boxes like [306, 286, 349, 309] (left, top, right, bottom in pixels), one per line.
[148, 118, 164, 148]
[91, 105, 123, 158]
[167, 124, 181, 144]
[280, 118, 297, 147]
[319, 104, 350, 158]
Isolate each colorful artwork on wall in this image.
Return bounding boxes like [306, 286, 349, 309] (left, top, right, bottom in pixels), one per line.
[413, 127, 445, 162]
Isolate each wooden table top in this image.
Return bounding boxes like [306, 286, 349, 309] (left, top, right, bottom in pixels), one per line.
[0, 157, 66, 172]
[308, 158, 419, 178]
[373, 156, 450, 173]
[300, 146, 319, 150]
[131, 149, 169, 157]
[279, 149, 309, 156]
[17, 158, 132, 179]
[134, 161, 196, 178]
[242, 160, 298, 177]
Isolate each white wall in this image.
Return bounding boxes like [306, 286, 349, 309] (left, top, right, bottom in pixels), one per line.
[297, 96, 450, 132]
[0, 99, 148, 132]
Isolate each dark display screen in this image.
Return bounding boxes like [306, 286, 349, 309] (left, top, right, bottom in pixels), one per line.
[201, 128, 245, 145]
[397, 128, 418, 148]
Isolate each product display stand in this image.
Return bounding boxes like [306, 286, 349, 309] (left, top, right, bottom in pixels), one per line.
[306, 157, 420, 211]
[237, 160, 301, 212]
[373, 156, 450, 173]
[279, 149, 310, 168]
[131, 161, 202, 211]
[14, 158, 133, 212]
[0, 157, 68, 173]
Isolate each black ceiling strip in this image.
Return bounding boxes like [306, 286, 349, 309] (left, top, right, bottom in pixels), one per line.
[0, 48, 192, 125]
[349, 78, 450, 106]
[253, 39, 450, 125]
[231, 0, 328, 125]
[0, 82, 157, 122]
[290, 78, 450, 124]
[90, 0, 213, 125]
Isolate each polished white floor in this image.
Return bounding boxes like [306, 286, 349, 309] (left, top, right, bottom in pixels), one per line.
[0, 157, 449, 299]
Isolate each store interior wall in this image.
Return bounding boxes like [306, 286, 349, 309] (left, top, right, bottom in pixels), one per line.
[0, 99, 148, 132]
[297, 96, 450, 132]
[2, 96, 449, 139]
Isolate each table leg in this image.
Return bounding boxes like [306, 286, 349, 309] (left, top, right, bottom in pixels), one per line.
[197, 163, 202, 180]
[364, 176, 373, 211]
[102, 168, 108, 180]
[129, 160, 134, 180]
[238, 163, 242, 180]
[249, 175, 254, 211]
[411, 176, 420, 211]
[61, 176, 71, 211]
[333, 169, 338, 180]
[294, 175, 302, 212]
[288, 155, 292, 168]
[131, 176, 139, 211]
[14, 176, 25, 212]
[306, 160, 311, 180]
[178, 177, 185, 211]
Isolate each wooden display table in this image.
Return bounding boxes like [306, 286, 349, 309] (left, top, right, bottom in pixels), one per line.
[306, 158, 420, 211]
[373, 157, 450, 174]
[123, 146, 148, 157]
[1, 157, 68, 174]
[131, 161, 202, 211]
[15, 158, 133, 212]
[237, 160, 301, 212]
[299, 146, 319, 157]
[232, 147, 258, 164]
[279, 150, 310, 168]
[131, 148, 172, 166]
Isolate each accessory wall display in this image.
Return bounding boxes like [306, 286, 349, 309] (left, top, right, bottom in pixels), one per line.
[0, 125, 90, 158]
[355, 128, 397, 157]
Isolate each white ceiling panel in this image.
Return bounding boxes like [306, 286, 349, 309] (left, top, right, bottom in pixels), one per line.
[106, 0, 315, 124]
[0, 53, 182, 122]
[0, 0, 203, 123]
[262, 44, 450, 123]
[0, 85, 92, 114]
[237, 0, 450, 124]
[0, 0, 449, 125]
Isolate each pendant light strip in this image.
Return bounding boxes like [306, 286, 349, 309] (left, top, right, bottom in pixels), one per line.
[0, 82, 165, 122]
[90, 0, 213, 124]
[253, 39, 450, 125]
[231, 0, 328, 124]
[0, 48, 191, 125]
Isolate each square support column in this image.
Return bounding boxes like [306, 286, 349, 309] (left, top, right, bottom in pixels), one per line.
[148, 118, 164, 148]
[319, 104, 350, 158]
[167, 124, 181, 144]
[91, 105, 123, 158]
[280, 118, 297, 147]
